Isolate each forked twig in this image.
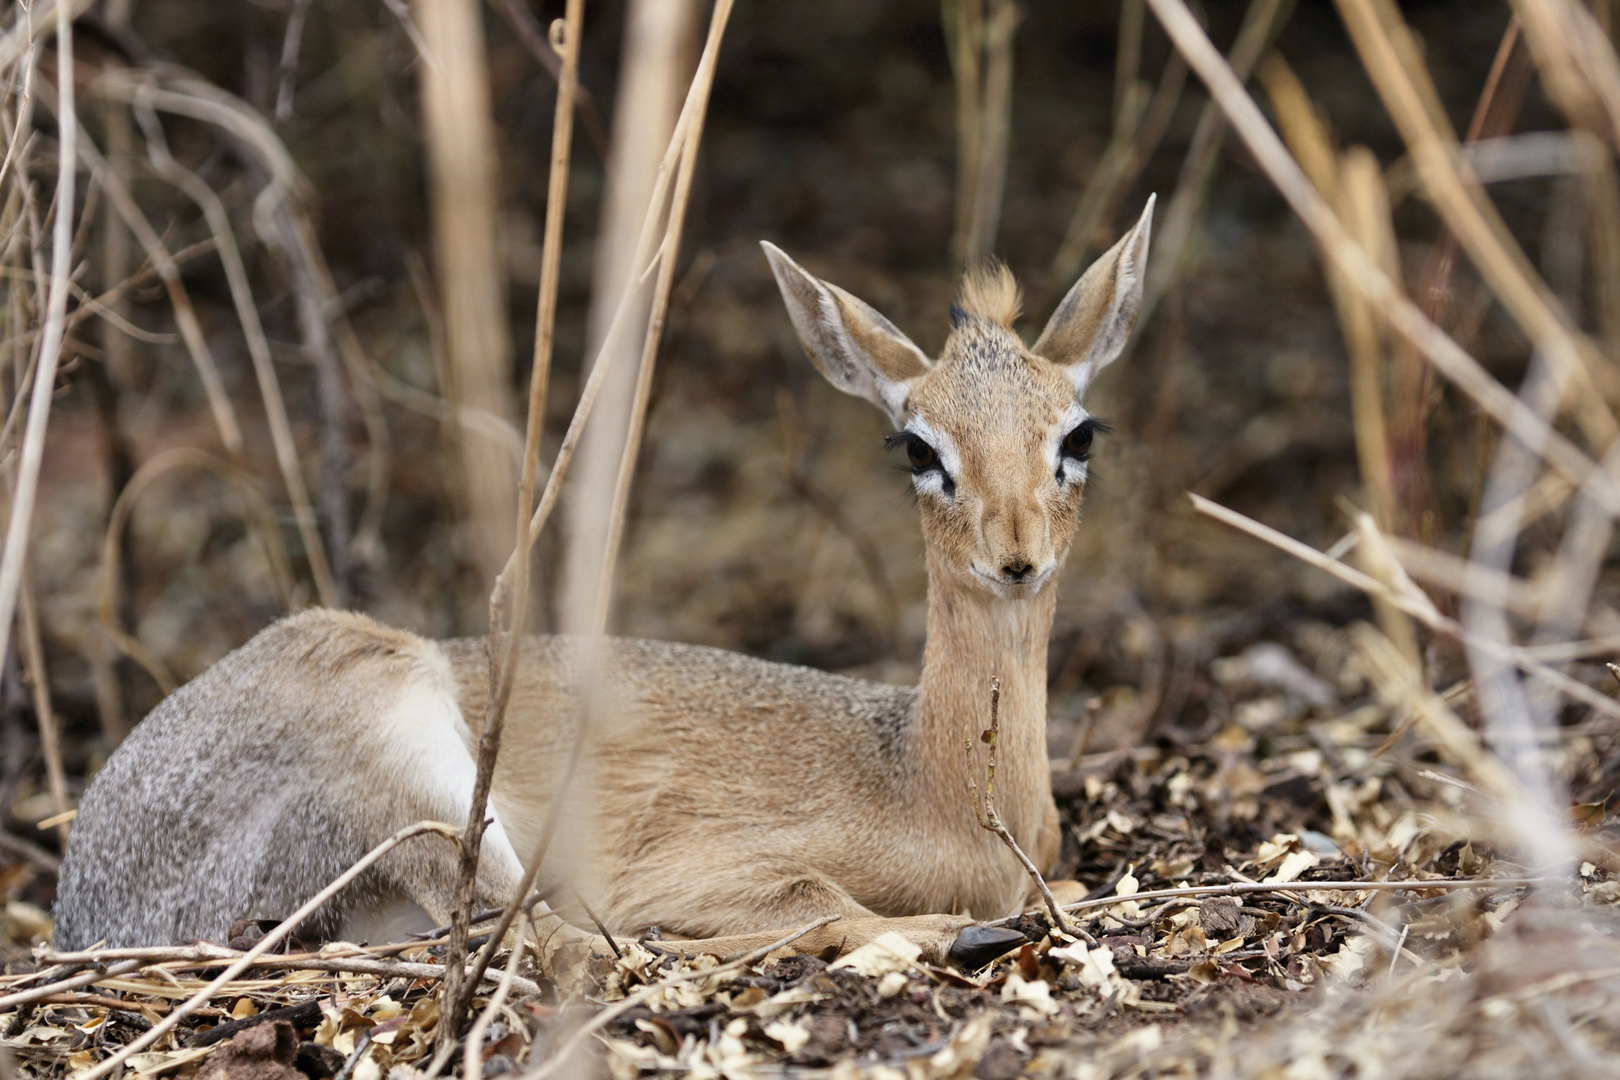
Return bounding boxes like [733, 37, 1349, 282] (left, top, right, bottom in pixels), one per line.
[964, 679, 1088, 942]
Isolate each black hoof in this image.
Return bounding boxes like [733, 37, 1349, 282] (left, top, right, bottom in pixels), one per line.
[947, 925, 1026, 970]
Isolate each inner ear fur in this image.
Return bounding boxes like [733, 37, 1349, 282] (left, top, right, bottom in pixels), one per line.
[761, 242, 930, 423]
[1034, 194, 1155, 391]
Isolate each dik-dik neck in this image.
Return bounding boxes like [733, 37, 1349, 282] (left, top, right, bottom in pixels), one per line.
[911, 552, 1057, 850]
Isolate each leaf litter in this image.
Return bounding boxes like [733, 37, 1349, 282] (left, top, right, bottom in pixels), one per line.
[4, 633, 1618, 1079]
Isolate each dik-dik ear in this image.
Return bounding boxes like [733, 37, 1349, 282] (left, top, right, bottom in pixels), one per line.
[762, 242, 931, 424]
[1033, 194, 1155, 395]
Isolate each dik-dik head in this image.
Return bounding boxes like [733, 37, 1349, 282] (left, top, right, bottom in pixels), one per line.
[763, 197, 1153, 600]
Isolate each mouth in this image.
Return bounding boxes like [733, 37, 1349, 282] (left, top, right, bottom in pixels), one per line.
[970, 563, 1054, 597]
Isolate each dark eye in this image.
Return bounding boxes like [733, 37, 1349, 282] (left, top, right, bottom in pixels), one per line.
[885, 431, 942, 475]
[1062, 422, 1095, 460]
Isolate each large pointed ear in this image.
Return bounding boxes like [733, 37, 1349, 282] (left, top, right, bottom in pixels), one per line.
[1034, 194, 1155, 394]
[761, 242, 930, 424]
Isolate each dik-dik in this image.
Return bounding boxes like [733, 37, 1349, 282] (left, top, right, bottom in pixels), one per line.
[54, 198, 1155, 967]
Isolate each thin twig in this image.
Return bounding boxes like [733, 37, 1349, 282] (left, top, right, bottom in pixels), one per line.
[73, 821, 459, 1080]
[1332, 0, 1617, 448]
[0, 962, 145, 1014]
[438, 0, 585, 1044]
[16, 579, 67, 847]
[129, 98, 338, 608]
[1061, 876, 1550, 916]
[964, 680, 1089, 943]
[463, 911, 531, 1080]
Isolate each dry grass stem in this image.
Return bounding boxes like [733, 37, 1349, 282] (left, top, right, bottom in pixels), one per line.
[0, 0, 73, 672]
[439, 0, 584, 1043]
[129, 101, 338, 608]
[945, 0, 1019, 265]
[75, 820, 460, 1080]
[1144, 0, 1620, 516]
[1188, 493, 1620, 726]
[17, 578, 68, 848]
[417, 0, 517, 594]
[1335, 0, 1618, 446]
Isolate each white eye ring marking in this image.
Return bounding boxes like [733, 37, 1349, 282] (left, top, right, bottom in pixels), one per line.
[1049, 404, 1090, 488]
[904, 416, 961, 497]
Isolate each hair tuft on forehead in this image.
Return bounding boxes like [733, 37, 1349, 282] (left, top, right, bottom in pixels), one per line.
[955, 261, 1022, 328]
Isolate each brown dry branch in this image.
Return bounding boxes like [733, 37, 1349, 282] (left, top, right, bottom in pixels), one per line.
[519, 915, 838, 1080]
[0, 0, 73, 676]
[438, 0, 585, 1048]
[75, 820, 460, 1080]
[964, 679, 1085, 942]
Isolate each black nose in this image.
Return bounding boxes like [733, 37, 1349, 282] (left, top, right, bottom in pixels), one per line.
[1002, 559, 1033, 582]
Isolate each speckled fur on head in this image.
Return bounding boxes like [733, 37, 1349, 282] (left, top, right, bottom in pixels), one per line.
[54, 199, 1154, 974]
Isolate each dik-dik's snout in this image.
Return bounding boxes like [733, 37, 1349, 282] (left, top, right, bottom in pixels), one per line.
[975, 497, 1055, 591]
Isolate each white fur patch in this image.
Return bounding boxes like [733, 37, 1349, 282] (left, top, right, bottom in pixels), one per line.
[381, 652, 527, 884]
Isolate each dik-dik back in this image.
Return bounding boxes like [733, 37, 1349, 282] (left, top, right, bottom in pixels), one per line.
[57, 199, 1154, 959]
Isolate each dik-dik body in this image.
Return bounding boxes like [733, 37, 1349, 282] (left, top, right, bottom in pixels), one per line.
[54, 199, 1155, 964]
